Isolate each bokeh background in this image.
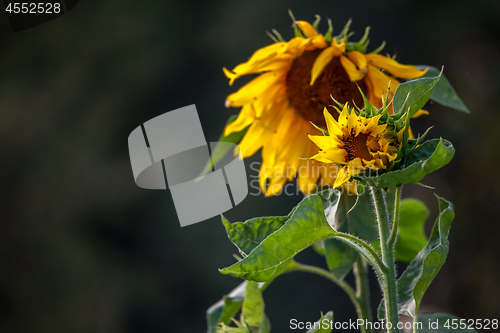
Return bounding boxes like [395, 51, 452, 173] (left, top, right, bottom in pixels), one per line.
[0, 0, 499, 332]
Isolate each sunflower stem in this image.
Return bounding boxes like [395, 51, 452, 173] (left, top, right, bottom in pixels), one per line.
[354, 256, 373, 333]
[371, 187, 399, 333]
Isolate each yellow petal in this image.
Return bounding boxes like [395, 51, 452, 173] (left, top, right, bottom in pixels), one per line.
[366, 65, 399, 102]
[308, 34, 327, 50]
[310, 152, 334, 164]
[323, 109, 343, 136]
[322, 148, 347, 164]
[340, 55, 365, 82]
[338, 103, 350, 127]
[225, 70, 286, 107]
[308, 134, 335, 150]
[294, 20, 318, 37]
[347, 51, 368, 71]
[310, 46, 340, 85]
[365, 54, 428, 79]
[333, 166, 351, 188]
[224, 105, 255, 136]
[347, 108, 358, 132]
[412, 109, 430, 118]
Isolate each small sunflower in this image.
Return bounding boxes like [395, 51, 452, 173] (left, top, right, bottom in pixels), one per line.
[308, 105, 398, 188]
[223, 15, 427, 196]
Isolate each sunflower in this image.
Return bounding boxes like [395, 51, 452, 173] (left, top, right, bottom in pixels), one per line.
[309, 105, 398, 188]
[223, 16, 427, 196]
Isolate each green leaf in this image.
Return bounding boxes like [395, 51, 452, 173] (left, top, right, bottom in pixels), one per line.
[417, 65, 470, 113]
[417, 313, 477, 333]
[357, 138, 455, 188]
[379, 196, 454, 319]
[222, 215, 289, 256]
[220, 191, 340, 281]
[306, 311, 334, 333]
[200, 115, 249, 176]
[393, 72, 442, 118]
[206, 283, 246, 333]
[394, 198, 429, 263]
[242, 281, 265, 327]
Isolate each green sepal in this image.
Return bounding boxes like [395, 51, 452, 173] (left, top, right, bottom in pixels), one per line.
[392, 71, 442, 119]
[200, 115, 249, 176]
[416, 65, 470, 113]
[312, 15, 321, 31]
[346, 27, 370, 53]
[356, 138, 455, 188]
[324, 18, 333, 44]
[417, 313, 477, 333]
[334, 18, 352, 42]
[368, 41, 386, 54]
[288, 10, 304, 38]
[306, 311, 334, 333]
[378, 196, 454, 319]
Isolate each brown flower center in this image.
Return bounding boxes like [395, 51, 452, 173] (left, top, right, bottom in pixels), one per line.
[343, 133, 373, 161]
[286, 49, 367, 128]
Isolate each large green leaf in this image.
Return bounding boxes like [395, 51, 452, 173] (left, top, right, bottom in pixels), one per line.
[393, 72, 442, 118]
[417, 65, 470, 113]
[220, 191, 340, 281]
[306, 311, 334, 333]
[206, 282, 246, 333]
[200, 114, 249, 176]
[357, 138, 455, 188]
[395, 199, 429, 263]
[242, 281, 265, 327]
[222, 215, 289, 256]
[417, 313, 477, 333]
[379, 196, 454, 319]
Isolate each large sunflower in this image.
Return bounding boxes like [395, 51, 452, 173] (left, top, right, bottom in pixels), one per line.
[223, 17, 427, 196]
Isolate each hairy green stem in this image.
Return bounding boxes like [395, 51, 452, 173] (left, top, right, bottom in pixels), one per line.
[388, 185, 402, 247]
[354, 257, 373, 333]
[333, 231, 386, 277]
[371, 187, 399, 333]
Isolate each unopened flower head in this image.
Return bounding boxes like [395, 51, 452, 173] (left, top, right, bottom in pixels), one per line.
[308, 103, 399, 188]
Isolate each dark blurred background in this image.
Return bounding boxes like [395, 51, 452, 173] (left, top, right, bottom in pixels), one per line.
[0, 0, 499, 332]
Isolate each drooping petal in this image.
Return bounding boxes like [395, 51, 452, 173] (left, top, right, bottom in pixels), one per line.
[365, 65, 399, 102]
[225, 70, 287, 107]
[310, 46, 341, 85]
[224, 104, 255, 136]
[412, 109, 429, 118]
[294, 20, 318, 37]
[347, 51, 368, 71]
[365, 53, 428, 79]
[340, 55, 365, 82]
